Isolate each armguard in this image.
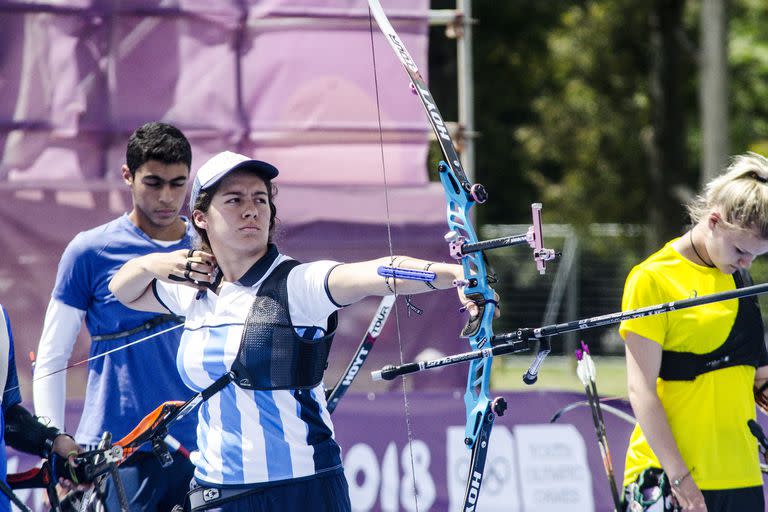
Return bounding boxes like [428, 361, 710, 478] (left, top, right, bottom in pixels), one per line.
[4, 403, 61, 458]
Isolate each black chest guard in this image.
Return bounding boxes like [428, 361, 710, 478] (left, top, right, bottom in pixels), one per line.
[659, 270, 768, 381]
[230, 259, 338, 390]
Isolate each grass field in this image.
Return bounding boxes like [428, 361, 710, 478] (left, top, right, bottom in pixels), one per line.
[491, 355, 628, 397]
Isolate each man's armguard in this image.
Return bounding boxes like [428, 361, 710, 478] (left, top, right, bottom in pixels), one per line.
[5, 403, 62, 459]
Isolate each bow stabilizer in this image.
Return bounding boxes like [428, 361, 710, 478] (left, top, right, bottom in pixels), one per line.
[373, 280, 768, 378]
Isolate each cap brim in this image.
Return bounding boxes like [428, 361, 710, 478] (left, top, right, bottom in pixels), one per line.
[201, 159, 279, 192]
[190, 158, 279, 209]
[228, 159, 279, 181]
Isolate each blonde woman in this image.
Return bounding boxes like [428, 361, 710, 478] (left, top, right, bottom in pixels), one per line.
[620, 153, 768, 511]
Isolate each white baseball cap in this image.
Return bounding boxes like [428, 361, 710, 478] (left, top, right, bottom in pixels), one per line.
[190, 151, 279, 208]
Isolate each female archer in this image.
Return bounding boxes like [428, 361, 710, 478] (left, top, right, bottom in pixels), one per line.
[109, 151, 486, 511]
[620, 152, 768, 511]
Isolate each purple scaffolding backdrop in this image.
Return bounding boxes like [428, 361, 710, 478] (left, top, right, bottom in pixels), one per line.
[0, 0, 433, 185]
[0, 0, 486, 402]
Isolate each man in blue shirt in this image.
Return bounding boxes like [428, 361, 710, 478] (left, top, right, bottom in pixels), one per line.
[33, 122, 197, 510]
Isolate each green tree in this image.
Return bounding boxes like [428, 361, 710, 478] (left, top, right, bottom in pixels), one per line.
[430, 0, 768, 239]
[729, 0, 768, 155]
[429, 0, 576, 224]
[515, 0, 698, 243]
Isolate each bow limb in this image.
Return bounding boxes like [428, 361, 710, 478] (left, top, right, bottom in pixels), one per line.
[114, 399, 187, 460]
[366, 1, 503, 508]
[326, 294, 396, 414]
[367, 0, 469, 184]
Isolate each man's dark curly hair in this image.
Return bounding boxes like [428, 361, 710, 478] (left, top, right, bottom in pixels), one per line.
[126, 122, 192, 175]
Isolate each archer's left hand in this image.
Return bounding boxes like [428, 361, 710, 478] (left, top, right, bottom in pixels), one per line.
[458, 288, 501, 318]
[458, 288, 501, 338]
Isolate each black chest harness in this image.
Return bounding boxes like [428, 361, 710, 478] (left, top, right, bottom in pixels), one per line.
[659, 270, 768, 381]
[231, 259, 337, 390]
[196, 259, 338, 401]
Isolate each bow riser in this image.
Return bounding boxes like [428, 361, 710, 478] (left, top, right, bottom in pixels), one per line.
[438, 162, 496, 448]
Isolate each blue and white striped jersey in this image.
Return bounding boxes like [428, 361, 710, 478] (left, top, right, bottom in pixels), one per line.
[154, 247, 344, 486]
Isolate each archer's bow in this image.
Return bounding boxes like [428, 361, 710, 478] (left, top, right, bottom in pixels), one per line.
[366, 2, 555, 508]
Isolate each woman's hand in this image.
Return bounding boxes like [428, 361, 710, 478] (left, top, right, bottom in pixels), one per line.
[457, 287, 501, 318]
[154, 249, 217, 290]
[669, 472, 707, 511]
[110, 249, 218, 312]
[457, 287, 500, 337]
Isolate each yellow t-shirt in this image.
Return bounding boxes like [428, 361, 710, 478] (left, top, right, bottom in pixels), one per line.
[619, 239, 763, 490]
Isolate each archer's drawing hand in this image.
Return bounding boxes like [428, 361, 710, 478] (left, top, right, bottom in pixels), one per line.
[154, 249, 217, 291]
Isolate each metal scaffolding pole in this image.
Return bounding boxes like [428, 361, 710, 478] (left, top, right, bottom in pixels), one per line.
[429, 0, 476, 183]
[456, 0, 475, 183]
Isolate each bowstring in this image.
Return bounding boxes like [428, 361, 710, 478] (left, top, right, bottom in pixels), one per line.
[7, 323, 183, 396]
[367, 8, 420, 511]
